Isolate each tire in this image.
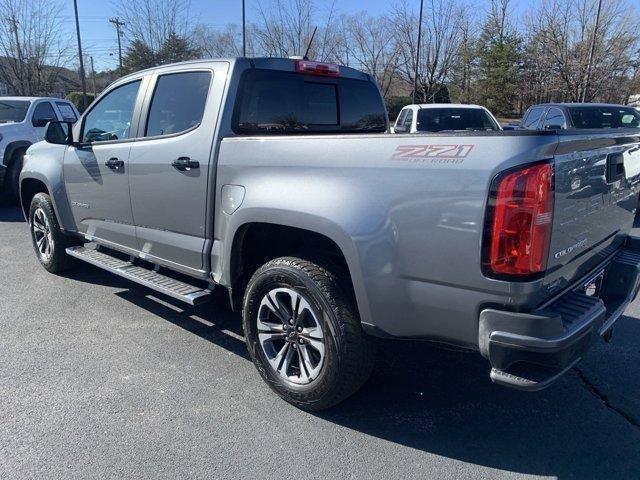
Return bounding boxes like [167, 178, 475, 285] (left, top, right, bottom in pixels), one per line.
[29, 192, 79, 273]
[243, 257, 375, 411]
[2, 149, 25, 204]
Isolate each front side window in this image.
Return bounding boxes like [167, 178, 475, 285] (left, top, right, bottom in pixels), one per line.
[32, 102, 57, 127]
[56, 102, 77, 122]
[233, 69, 386, 134]
[542, 107, 566, 130]
[416, 108, 500, 132]
[145, 71, 212, 137]
[0, 100, 30, 123]
[403, 109, 414, 130]
[522, 107, 545, 129]
[568, 106, 640, 129]
[82, 80, 141, 143]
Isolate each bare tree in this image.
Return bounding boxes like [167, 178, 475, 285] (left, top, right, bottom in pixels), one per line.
[391, 0, 468, 102]
[527, 0, 640, 102]
[113, 0, 194, 54]
[333, 13, 400, 97]
[252, 0, 338, 60]
[194, 24, 247, 58]
[0, 0, 69, 96]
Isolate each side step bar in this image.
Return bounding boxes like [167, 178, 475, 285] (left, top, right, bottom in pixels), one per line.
[66, 245, 213, 306]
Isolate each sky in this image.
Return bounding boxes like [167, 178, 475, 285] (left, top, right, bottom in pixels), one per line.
[61, 0, 525, 71]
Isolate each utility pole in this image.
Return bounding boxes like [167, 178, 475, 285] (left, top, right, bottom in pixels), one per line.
[242, 0, 246, 57]
[90, 56, 96, 97]
[109, 17, 125, 70]
[73, 0, 88, 111]
[413, 0, 424, 104]
[582, 0, 603, 103]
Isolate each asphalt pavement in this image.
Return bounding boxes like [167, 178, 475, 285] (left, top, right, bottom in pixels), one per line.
[1, 205, 639, 479]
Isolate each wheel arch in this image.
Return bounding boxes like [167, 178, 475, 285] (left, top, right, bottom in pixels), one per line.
[3, 140, 31, 167]
[221, 214, 372, 326]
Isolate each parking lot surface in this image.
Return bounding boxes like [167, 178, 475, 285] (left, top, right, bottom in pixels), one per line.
[1, 205, 639, 479]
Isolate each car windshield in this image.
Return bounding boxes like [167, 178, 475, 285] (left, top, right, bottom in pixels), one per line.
[0, 100, 30, 123]
[416, 107, 499, 132]
[568, 106, 640, 129]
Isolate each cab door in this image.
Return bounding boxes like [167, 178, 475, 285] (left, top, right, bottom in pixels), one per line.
[128, 63, 228, 276]
[64, 78, 147, 250]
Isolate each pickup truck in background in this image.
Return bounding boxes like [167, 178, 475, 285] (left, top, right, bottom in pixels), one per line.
[0, 97, 79, 203]
[392, 103, 502, 133]
[520, 103, 640, 131]
[19, 58, 640, 410]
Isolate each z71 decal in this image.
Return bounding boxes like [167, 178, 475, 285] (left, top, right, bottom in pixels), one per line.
[392, 144, 474, 164]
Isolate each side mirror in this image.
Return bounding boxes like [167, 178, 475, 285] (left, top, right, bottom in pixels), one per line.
[45, 121, 74, 145]
[33, 117, 55, 128]
[544, 124, 563, 130]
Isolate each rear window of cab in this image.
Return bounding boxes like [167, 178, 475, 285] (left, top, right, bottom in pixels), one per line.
[233, 69, 387, 134]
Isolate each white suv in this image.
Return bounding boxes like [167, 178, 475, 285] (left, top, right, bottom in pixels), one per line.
[0, 97, 79, 203]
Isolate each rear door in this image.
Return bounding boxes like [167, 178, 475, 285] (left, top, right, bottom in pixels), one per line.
[128, 63, 228, 276]
[547, 131, 640, 287]
[64, 78, 147, 249]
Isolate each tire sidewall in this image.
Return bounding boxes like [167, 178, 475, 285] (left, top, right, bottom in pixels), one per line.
[243, 263, 344, 403]
[29, 193, 67, 272]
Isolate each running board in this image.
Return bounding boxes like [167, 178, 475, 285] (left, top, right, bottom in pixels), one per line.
[65, 245, 213, 306]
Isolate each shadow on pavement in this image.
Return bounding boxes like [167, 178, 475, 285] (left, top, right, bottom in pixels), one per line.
[62, 261, 640, 479]
[0, 206, 25, 222]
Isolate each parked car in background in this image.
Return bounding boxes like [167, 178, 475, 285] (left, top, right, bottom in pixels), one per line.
[520, 103, 640, 131]
[392, 103, 502, 133]
[0, 97, 79, 203]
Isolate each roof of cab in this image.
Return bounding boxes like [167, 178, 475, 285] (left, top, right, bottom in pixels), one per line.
[115, 57, 372, 83]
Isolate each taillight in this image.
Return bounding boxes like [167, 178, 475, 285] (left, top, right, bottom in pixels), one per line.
[295, 59, 340, 77]
[485, 162, 554, 278]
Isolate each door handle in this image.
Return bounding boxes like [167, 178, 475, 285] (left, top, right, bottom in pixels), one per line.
[105, 157, 124, 169]
[606, 153, 625, 183]
[171, 157, 199, 170]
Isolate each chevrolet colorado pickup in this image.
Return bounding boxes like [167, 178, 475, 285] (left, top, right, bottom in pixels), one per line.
[19, 58, 640, 410]
[0, 97, 79, 203]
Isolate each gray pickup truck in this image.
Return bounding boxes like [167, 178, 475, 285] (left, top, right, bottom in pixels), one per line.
[19, 58, 640, 410]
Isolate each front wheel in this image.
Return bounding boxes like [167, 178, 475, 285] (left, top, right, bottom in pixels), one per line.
[243, 257, 375, 411]
[29, 193, 79, 273]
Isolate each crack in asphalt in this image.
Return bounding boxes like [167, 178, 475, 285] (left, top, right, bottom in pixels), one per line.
[573, 367, 640, 429]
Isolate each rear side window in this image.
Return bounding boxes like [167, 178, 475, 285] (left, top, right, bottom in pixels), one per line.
[233, 69, 386, 134]
[56, 102, 77, 122]
[145, 71, 212, 137]
[568, 106, 640, 129]
[522, 107, 545, 129]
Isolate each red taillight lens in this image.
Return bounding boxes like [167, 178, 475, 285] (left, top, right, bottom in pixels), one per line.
[295, 59, 340, 77]
[487, 162, 554, 277]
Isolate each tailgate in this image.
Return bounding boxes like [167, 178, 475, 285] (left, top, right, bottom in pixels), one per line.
[547, 131, 640, 287]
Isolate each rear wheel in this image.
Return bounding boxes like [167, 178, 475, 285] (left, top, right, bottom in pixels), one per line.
[243, 257, 375, 411]
[29, 193, 79, 273]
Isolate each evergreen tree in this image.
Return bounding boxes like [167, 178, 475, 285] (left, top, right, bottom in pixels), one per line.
[475, 12, 523, 116]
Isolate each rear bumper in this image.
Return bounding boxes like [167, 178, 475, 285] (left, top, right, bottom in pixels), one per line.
[479, 236, 640, 391]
